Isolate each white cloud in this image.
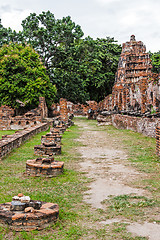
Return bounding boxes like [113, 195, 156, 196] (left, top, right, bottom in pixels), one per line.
[95, 0, 122, 4]
[0, 0, 160, 51]
[1, 9, 31, 31]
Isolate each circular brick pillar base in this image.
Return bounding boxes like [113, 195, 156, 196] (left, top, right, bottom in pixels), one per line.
[26, 158, 64, 177]
[0, 201, 59, 231]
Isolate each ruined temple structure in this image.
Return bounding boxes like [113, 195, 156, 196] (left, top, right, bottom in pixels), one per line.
[72, 101, 99, 119]
[96, 35, 160, 157]
[100, 35, 160, 114]
[0, 97, 48, 130]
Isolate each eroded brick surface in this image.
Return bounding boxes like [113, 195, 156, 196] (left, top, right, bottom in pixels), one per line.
[0, 201, 59, 231]
[0, 123, 49, 160]
[112, 114, 159, 138]
[99, 35, 160, 114]
[0, 97, 48, 130]
[26, 157, 64, 177]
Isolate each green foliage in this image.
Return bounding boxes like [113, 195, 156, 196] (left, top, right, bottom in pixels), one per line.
[79, 37, 121, 101]
[0, 12, 121, 104]
[21, 11, 83, 71]
[0, 42, 56, 109]
[0, 19, 21, 47]
[21, 11, 121, 103]
[53, 37, 121, 102]
[149, 50, 160, 74]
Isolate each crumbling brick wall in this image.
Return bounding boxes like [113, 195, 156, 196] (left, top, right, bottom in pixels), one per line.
[72, 101, 99, 117]
[0, 122, 49, 160]
[0, 105, 15, 118]
[112, 114, 159, 138]
[0, 97, 48, 130]
[72, 103, 88, 116]
[100, 35, 160, 114]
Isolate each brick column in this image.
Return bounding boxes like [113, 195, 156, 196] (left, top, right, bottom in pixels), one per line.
[59, 98, 68, 122]
[140, 79, 147, 114]
[38, 97, 48, 119]
[122, 89, 126, 111]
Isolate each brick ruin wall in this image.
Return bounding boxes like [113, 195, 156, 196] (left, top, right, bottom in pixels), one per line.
[99, 35, 160, 114]
[0, 122, 49, 160]
[97, 35, 160, 156]
[0, 97, 48, 130]
[72, 101, 99, 117]
[112, 114, 159, 138]
[51, 99, 99, 119]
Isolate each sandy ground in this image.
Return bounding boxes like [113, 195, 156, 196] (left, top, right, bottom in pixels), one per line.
[75, 119, 160, 240]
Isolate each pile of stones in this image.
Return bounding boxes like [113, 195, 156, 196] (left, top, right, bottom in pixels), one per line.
[34, 121, 68, 157]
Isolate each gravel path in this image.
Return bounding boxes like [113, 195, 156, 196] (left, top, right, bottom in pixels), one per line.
[75, 119, 160, 240]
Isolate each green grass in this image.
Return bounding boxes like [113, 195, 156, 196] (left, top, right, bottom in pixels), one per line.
[102, 194, 160, 222]
[0, 130, 15, 139]
[104, 125, 160, 199]
[0, 123, 90, 239]
[0, 117, 159, 239]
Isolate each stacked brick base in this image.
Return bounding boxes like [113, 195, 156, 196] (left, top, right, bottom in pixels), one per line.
[34, 144, 61, 156]
[26, 157, 64, 177]
[34, 127, 64, 157]
[0, 201, 59, 231]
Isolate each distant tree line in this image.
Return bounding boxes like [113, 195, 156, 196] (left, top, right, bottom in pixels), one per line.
[0, 11, 159, 109]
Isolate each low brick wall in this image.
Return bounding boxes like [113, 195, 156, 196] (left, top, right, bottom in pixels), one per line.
[156, 126, 160, 156]
[112, 114, 160, 138]
[0, 123, 49, 160]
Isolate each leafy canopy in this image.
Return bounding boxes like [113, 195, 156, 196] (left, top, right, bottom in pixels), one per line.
[20, 11, 121, 103]
[21, 11, 84, 70]
[0, 12, 122, 103]
[149, 51, 160, 74]
[0, 42, 56, 109]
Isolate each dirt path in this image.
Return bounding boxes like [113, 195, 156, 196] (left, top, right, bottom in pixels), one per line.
[75, 118, 160, 240]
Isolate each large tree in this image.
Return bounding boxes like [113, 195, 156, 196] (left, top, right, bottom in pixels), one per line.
[52, 37, 121, 102]
[78, 37, 121, 101]
[21, 11, 121, 103]
[0, 12, 121, 103]
[0, 42, 56, 109]
[21, 11, 83, 71]
[0, 19, 21, 47]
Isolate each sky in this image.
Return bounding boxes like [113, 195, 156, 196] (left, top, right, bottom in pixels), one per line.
[0, 0, 160, 52]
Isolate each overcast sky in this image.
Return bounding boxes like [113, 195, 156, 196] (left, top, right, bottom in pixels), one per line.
[0, 0, 160, 52]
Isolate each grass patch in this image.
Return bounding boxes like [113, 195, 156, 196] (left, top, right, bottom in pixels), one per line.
[0, 117, 159, 239]
[104, 125, 160, 197]
[0, 130, 15, 139]
[0, 123, 90, 239]
[102, 194, 159, 222]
